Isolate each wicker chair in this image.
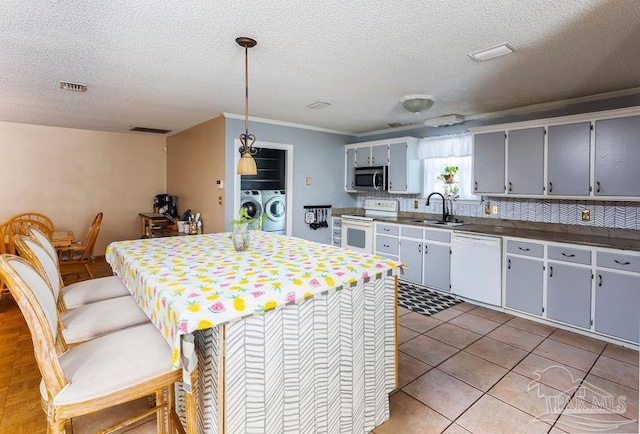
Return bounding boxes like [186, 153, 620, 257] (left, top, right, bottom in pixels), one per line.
[0, 254, 184, 433]
[26, 226, 132, 308]
[5, 212, 55, 237]
[14, 234, 150, 345]
[57, 212, 103, 279]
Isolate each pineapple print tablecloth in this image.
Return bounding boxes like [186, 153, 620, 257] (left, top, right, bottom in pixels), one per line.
[106, 231, 402, 368]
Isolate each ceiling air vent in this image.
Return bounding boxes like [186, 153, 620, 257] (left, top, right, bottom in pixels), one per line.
[129, 126, 172, 134]
[59, 81, 87, 92]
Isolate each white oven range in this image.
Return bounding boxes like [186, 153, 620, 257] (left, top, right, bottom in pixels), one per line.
[341, 199, 398, 254]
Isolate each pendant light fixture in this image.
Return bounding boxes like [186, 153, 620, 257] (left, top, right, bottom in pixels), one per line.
[236, 37, 258, 175]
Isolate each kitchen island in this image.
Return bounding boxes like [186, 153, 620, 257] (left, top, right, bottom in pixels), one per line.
[106, 231, 401, 433]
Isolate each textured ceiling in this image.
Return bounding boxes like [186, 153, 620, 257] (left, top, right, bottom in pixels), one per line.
[1, 0, 639, 135]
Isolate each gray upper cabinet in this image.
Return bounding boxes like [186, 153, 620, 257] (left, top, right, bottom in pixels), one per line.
[355, 144, 388, 167]
[473, 131, 505, 194]
[388, 142, 408, 192]
[345, 148, 356, 192]
[594, 115, 640, 196]
[547, 122, 591, 196]
[507, 127, 544, 195]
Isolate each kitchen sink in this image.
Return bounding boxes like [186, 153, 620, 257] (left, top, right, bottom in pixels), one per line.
[406, 219, 464, 227]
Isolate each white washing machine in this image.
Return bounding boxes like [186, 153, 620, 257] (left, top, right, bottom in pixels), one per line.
[240, 190, 263, 230]
[261, 190, 286, 234]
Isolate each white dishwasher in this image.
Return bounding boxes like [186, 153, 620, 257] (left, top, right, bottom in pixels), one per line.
[451, 232, 503, 306]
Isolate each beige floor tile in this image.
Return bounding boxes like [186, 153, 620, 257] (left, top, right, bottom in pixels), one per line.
[547, 328, 607, 355]
[397, 306, 412, 316]
[449, 312, 502, 335]
[489, 371, 569, 423]
[554, 396, 639, 434]
[487, 324, 546, 351]
[578, 373, 639, 422]
[514, 353, 587, 393]
[505, 316, 557, 337]
[465, 337, 529, 369]
[442, 423, 472, 433]
[439, 351, 508, 392]
[457, 395, 551, 433]
[398, 335, 458, 367]
[430, 306, 465, 322]
[602, 343, 639, 367]
[398, 352, 432, 388]
[373, 390, 451, 434]
[398, 325, 420, 344]
[590, 356, 639, 391]
[533, 339, 600, 373]
[451, 302, 477, 312]
[425, 323, 482, 349]
[402, 368, 483, 421]
[398, 311, 443, 333]
[468, 305, 514, 324]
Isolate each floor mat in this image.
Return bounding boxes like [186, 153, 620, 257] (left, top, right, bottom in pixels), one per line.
[398, 280, 461, 316]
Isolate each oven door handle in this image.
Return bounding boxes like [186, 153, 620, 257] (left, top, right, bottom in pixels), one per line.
[372, 171, 379, 191]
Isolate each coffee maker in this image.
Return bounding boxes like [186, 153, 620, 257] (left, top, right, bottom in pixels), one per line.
[154, 194, 178, 217]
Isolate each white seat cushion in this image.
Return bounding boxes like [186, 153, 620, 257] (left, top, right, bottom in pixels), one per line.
[62, 276, 131, 309]
[43, 323, 179, 406]
[61, 296, 150, 344]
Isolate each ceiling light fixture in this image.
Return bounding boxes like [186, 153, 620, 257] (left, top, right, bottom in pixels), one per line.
[236, 37, 258, 176]
[400, 94, 436, 113]
[468, 43, 516, 62]
[423, 114, 465, 127]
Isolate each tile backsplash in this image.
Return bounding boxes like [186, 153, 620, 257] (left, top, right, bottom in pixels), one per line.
[357, 193, 640, 230]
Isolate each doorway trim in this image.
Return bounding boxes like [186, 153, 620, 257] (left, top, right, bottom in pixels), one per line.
[233, 140, 294, 236]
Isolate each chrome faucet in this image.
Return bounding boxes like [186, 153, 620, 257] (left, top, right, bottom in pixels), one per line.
[426, 192, 449, 222]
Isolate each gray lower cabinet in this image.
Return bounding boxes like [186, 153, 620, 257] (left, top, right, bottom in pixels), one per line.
[507, 127, 545, 195]
[547, 122, 591, 196]
[345, 148, 356, 191]
[423, 242, 450, 292]
[594, 115, 640, 196]
[594, 270, 640, 343]
[473, 131, 506, 194]
[546, 263, 592, 329]
[401, 239, 423, 284]
[505, 255, 544, 316]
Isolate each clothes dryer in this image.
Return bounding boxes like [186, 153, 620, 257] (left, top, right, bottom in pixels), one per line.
[261, 190, 286, 234]
[240, 190, 263, 230]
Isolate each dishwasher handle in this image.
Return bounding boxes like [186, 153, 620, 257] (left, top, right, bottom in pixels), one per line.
[453, 235, 501, 247]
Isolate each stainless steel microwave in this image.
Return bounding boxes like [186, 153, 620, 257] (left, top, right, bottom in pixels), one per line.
[354, 166, 387, 191]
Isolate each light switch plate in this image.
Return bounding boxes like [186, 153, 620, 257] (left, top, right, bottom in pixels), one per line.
[306, 177, 312, 185]
[492, 205, 499, 214]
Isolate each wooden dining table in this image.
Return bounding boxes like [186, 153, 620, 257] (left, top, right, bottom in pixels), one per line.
[106, 231, 402, 433]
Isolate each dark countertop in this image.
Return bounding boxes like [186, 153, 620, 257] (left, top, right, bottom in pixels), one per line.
[333, 208, 640, 252]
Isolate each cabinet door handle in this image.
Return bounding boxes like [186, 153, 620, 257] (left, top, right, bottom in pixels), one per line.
[614, 260, 631, 266]
[549, 182, 553, 193]
[507, 258, 511, 270]
[508, 182, 512, 192]
[372, 157, 374, 164]
[474, 181, 478, 192]
[598, 274, 603, 287]
[518, 247, 530, 251]
[383, 228, 390, 232]
[561, 253, 575, 258]
[418, 245, 422, 254]
[389, 182, 392, 189]
[596, 181, 601, 193]
[549, 266, 553, 277]
[424, 245, 429, 254]
[351, 182, 354, 188]
[383, 244, 389, 248]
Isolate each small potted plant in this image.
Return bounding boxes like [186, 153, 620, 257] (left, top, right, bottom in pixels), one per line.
[438, 166, 458, 184]
[230, 207, 254, 251]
